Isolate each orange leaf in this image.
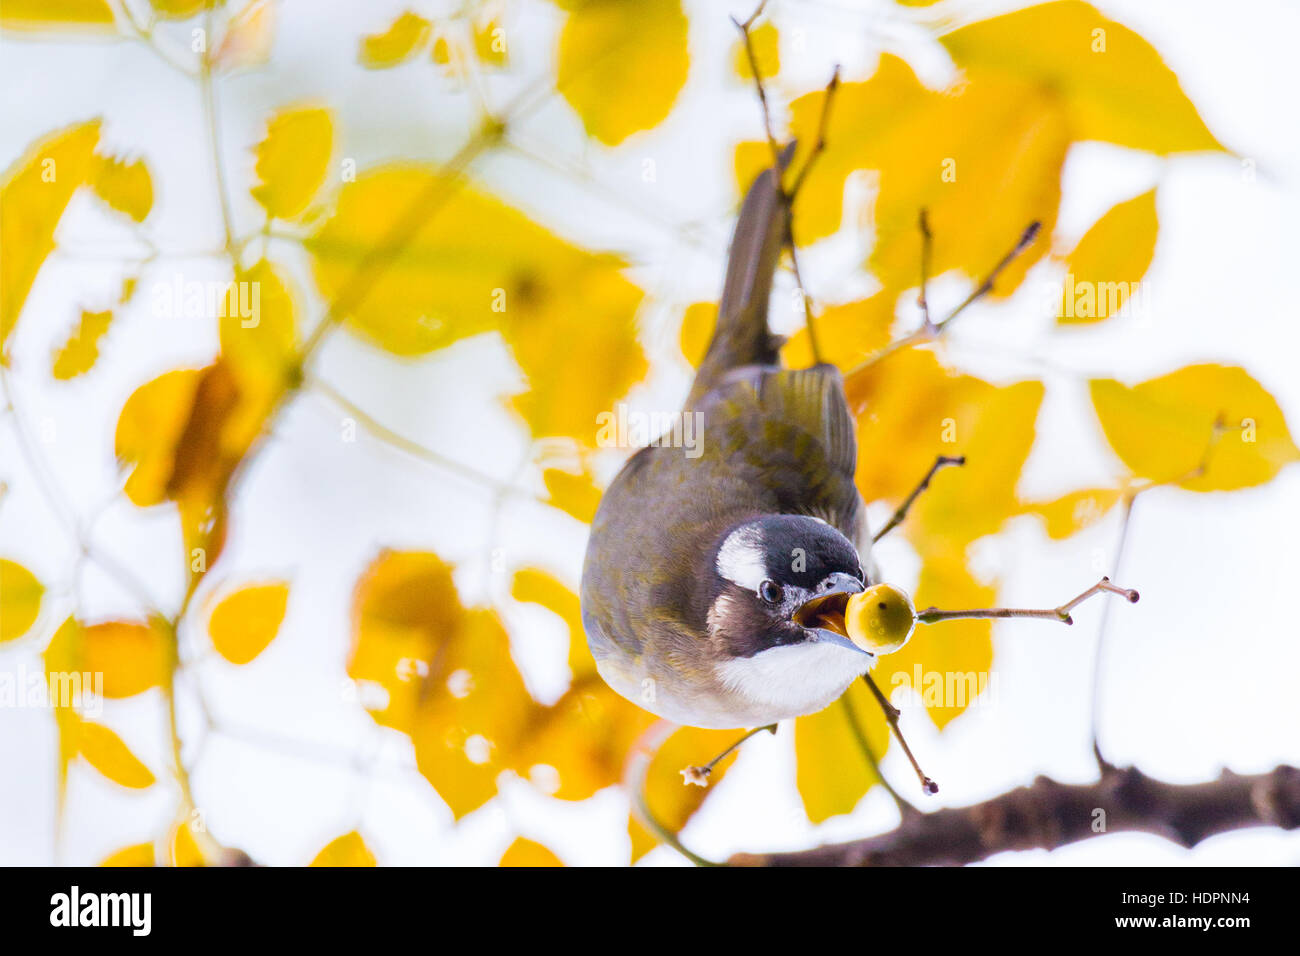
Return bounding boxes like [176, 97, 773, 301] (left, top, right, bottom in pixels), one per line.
[310, 831, 376, 866]
[81, 619, 171, 698]
[499, 837, 563, 867]
[208, 582, 289, 665]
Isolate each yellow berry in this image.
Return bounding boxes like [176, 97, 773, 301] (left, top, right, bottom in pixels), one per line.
[845, 584, 915, 654]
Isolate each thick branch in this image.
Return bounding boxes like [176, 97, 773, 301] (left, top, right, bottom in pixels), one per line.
[731, 765, 1300, 866]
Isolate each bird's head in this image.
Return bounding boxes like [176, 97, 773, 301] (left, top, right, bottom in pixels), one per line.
[703, 514, 874, 720]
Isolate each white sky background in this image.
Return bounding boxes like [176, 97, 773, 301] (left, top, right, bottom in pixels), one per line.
[2, 0, 1299, 866]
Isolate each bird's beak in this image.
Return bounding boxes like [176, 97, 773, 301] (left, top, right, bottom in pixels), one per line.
[793, 574, 871, 655]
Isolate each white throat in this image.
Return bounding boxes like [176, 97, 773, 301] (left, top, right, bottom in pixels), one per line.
[715, 640, 874, 723]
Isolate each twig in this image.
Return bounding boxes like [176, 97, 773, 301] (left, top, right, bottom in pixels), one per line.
[681, 724, 775, 787]
[840, 693, 917, 818]
[863, 673, 938, 795]
[872, 454, 965, 543]
[915, 576, 1139, 626]
[625, 722, 720, 866]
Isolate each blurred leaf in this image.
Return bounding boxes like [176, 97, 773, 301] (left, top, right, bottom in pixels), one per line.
[251, 106, 333, 220]
[789, 56, 1061, 299]
[1058, 189, 1157, 324]
[499, 837, 563, 867]
[149, 0, 205, 19]
[52, 308, 113, 380]
[43, 617, 83, 807]
[874, 557, 995, 730]
[219, 259, 299, 399]
[1, 120, 101, 349]
[781, 294, 894, 370]
[214, 0, 275, 70]
[511, 567, 594, 682]
[208, 581, 288, 665]
[115, 368, 203, 507]
[1020, 487, 1122, 539]
[794, 685, 887, 823]
[629, 726, 742, 862]
[168, 818, 206, 866]
[81, 619, 171, 698]
[310, 831, 376, 866]
[556, 0, 688, 146]
[2, 0, 114, 30]
[678, 301, 716, 369]
[99, 842, 156, 866]
[91, 155, 153, 223]
[75, 716, 156, 789]
[473, 18, 508, 67]
[0, 559, 44, 642]
[1090, 365, 1300, 491]
[359, 10, 430, 68]
[732, 21, 779, 81]
[541, 466, 601, 524]
[940, 1, 1224, 155]
[431, 34, 452, 66]
[350, 551, 538, 819]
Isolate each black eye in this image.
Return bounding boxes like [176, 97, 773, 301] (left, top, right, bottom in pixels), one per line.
[759, 580, 783, 604]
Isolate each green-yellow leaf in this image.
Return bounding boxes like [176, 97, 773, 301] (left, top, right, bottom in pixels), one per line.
[208, 582, 288, 665]
[310, 831, 377, 866]
[0, 559, 44, 642]
[1, 120, 101, 348]
[251, 106, 333, 220]
[2, 0, 115, 31]
[1090, 365, 1300, 491]
[52, 308, 113, 380]
[359, 11, 430, 68]
[557, 0, 688, 146]
[794, 687, 887, 823]
[1058, 189, 1157, 324]
[149, 0, 206, 19]
[473, 18, 508, 68]
[940, 1, 1224, 155]
[732, 21, 778, 81]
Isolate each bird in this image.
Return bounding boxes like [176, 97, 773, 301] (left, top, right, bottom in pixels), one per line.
[580, 144, 877, 730]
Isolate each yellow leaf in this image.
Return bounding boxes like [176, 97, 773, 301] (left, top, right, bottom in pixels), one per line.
[219, 259, 299, 399]
[0, 559, 44, 642]
[149, 0, 205, 19]
[1, 120, 101, 348]
[1058, 189, 1157, 324]
[473, 18, 507, 67]
[940, 1, 1224, 155]
[91, 154, 152, 222]
[794, 686, 887, 823]
[99, 842, 156, 866]
[359, 11, 430, 68]
[542, 466, 601, 524]
[630, 726, 743, 861]
[310, 831, 377, 866]
[350, 551, 537, 818]
[499, 837, 563, 867]
[557, 0, 688, 146]
[307, 167, 646, 444]
[2, 0, 114, 31]
[251, 106, 333, 220]
[678, 301, 716, 369]
[875, 557, 994, 730]
[52, 308, 113, 380]
[732, 20, 779, 81]
[115, 368, 203, 507]
[168, 817, 206, 866]
[786, 57, 1061, 298]
[209, 582, 288, 665]
[44, 617, 84, 808]
[81, 619, 171, 698]
[781, 295, 894, 370]
[511, 567, 594, 683]
[431, 34, 452, 66]
[1021, 487, 1122, 539]
[214, 0, 275, 70]
[76, 718, 156, 789]
[1090, 365, 1300, 491]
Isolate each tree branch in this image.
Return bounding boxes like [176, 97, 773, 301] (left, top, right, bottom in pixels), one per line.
[730, 764, 1300, 866]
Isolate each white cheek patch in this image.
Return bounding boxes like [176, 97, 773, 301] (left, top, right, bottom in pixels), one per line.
[715, 524, 768, 593]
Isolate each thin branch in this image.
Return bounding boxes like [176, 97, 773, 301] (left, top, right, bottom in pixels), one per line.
[916, 575, 1138, 626]
[681, 724, 775, 787]
[625, 722, 720, 866]
[864, 673, 938, 795]
[872, 454, 965, 544]
[840, 693, 917, 818]
[731, 765, 1300, 866]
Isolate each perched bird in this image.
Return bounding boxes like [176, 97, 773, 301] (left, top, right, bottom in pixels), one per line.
[581, 146, 875, 730]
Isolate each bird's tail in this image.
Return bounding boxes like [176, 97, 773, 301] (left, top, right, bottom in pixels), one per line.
[687, 142, 795, 406]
